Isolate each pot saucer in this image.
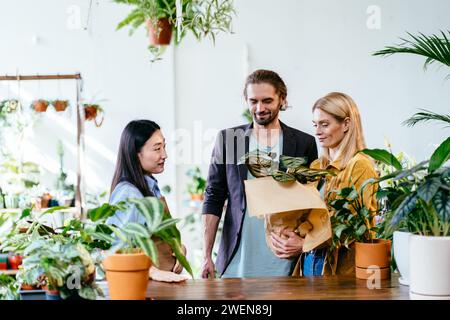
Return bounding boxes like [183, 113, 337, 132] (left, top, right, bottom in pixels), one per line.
[398, 277, 409, 286]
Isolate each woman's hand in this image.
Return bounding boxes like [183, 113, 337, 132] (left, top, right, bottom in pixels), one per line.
[149, 266, 189, 282]
[270, 229, 304, 259]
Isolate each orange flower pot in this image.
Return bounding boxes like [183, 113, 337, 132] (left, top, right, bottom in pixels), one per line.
[33, 100, 49, 112]
[53, 100, 69, 112]
[103, 252, 151, 300]
[146, 18, 172, 45]
[84, 105, 98, 120]
[190, 194, 204, 201]
[355, 239, 391, 280]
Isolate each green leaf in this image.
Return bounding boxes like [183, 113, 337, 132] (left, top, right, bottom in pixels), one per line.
[334, 224, 348, 239]
[432, 189, 450, 221]
[122, 222, 150, 238]
[356, 224, 367, 237]
[153, 218, 179, 234]
[360, 148, 402, 170]
[417, 177, 442, 202]
[136, 237, 158, 267]
[391, 192, 418, 226]
[429, 136, 450, 173]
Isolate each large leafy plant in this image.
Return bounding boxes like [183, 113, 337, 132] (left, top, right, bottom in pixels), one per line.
[113, 0, 235, 61]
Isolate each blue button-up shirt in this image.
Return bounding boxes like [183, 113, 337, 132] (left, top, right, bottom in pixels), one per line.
[107, 175, 161, 228]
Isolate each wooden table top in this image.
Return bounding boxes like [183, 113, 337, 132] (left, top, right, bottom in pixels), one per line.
[117, 273, 409, 300]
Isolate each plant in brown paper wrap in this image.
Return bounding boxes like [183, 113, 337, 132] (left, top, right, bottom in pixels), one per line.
[241, 151, 335, 256]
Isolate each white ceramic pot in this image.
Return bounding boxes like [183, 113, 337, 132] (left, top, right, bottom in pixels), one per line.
[393, 231, 412, 286]
[409, 235, 450, 300]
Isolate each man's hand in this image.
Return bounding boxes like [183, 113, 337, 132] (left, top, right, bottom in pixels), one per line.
[270, 229, 304, 259]
[201, 257, 216, 279]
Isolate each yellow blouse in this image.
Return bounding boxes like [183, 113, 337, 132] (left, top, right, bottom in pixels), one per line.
[311, 152, 378, 216]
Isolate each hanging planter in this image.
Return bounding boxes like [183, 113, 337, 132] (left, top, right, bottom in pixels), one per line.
[83, 104, 104, 127]
[52, 100, 69, 112]
[146, 18, 173, 45]
[31, 99, 49, 112]
[113, 0, 236, 62]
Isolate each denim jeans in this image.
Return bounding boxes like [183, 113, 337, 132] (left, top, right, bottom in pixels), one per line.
[303, 248, 326, 276]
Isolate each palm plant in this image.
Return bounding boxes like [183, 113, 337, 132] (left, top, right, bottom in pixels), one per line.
[373, 30, 450, 75]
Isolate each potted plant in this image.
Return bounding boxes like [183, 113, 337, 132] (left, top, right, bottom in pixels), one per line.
[328, 183, 391, 280]
[83, 103, 104, 127]
[113, 0, 236, 62]
[31, 99, 49, 112]
[373, 30, 450, 298]
[51, 100, 69, 112]
[186, 167, 207, 201]
[97, 197, 193, 300]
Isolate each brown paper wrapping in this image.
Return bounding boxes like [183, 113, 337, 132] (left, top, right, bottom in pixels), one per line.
[244, 177, 331, 253]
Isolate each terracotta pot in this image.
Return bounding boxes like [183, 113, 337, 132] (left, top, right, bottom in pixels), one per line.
[20, 284, 37, 291]
[33, 100, 49, 112]
[103, 252, 151, 300]
[190, 194, 204, 201]
[53, 100, 69, 112]
[355, 239, 391, 280]
[8, 254, 22, 269]
[146, 18, 172, 45]
[84, 105, 98, 120]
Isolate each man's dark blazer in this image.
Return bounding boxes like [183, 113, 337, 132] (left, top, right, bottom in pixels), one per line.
[202, 121, 318, 276]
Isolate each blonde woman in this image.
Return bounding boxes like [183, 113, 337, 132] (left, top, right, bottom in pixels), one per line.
[270, 92, 378, 276]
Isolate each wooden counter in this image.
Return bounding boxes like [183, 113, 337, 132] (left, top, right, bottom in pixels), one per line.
[100, 273, 410, 300]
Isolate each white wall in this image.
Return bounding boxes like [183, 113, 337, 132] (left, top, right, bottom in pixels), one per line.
[1, 0, 449, 275]
[175, 0, 450, 217]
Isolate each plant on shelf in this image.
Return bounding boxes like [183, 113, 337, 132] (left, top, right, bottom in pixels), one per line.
[186, 166, 206, 201]
[51, 100, 69, 112]
[92, 197, 193, 300]
[31, 99, 49, 113]
[327, 182, 391, 280]
[0, 274, 19, 300]
[21, 238, 103, 300]
[113, 0, 236, 62]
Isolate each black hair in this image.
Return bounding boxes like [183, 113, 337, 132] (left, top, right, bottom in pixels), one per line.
[110, 119, 160, 198]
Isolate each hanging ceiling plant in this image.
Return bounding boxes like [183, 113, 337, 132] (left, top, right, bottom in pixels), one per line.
[113, 0, 236, 62]
[31, 99, 49, 113]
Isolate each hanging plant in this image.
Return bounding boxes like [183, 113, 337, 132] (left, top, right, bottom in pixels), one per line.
[113, 0, 236, 62]
[52, 100, 69, 112]
[83, 104, 104, 127]
[0, 99, 21, 114]
[31, 99, 49, 113]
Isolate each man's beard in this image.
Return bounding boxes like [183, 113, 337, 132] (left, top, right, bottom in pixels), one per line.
[253, 108, 280, 126]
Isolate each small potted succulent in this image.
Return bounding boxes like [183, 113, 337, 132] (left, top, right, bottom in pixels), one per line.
[52, 100, 69, 112]
[31, 99, 49, 112]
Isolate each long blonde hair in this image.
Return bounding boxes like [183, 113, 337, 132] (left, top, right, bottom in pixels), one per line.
[312, 92, 366, 169]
